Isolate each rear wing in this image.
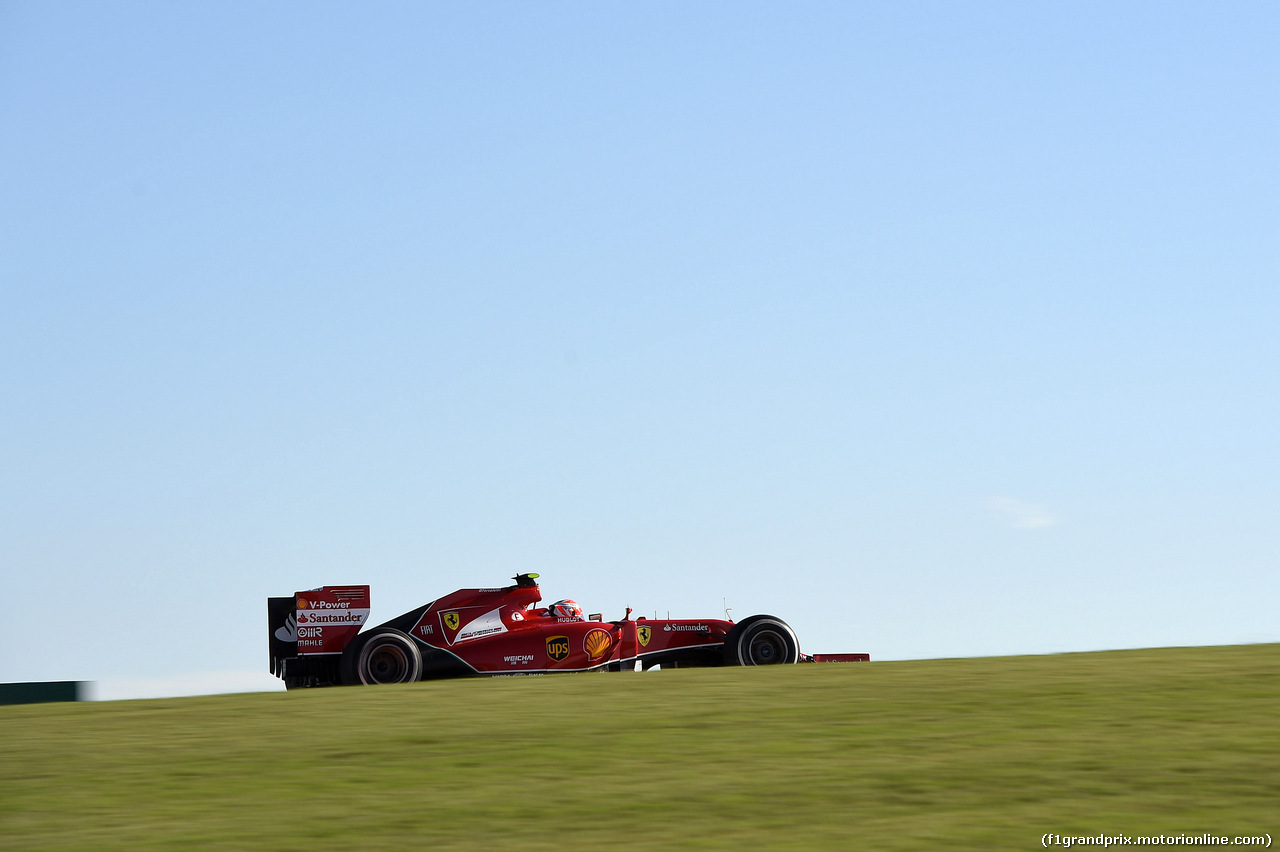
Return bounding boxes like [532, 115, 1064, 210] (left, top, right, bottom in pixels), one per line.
[268, 585, 370, 685]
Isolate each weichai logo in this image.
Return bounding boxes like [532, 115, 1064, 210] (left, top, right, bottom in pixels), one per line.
[546, 635, 570, 662]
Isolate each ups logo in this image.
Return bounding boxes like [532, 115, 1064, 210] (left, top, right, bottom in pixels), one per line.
[546, 635, 570, 662]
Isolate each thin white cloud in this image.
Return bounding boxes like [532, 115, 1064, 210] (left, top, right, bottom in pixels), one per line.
[991, 497, 1062, 530]
[88, 670, 284, 701]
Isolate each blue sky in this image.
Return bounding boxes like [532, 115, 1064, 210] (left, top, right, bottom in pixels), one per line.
[2, 2, 1277, 699]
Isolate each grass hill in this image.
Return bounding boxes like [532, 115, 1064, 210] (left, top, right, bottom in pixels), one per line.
[3, 644, 1277, 850]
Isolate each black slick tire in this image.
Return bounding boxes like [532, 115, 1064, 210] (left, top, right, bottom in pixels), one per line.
[723, 615, 800, 666]
[344, 629, 423, 685]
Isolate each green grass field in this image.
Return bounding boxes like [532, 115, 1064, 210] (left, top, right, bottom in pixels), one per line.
[3, 644, 1277, 850]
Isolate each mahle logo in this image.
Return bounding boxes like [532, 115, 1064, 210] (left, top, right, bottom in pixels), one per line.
[546, 635, 570, 662]
[637, 625, 652, 647]
[443, 612, 461, 631]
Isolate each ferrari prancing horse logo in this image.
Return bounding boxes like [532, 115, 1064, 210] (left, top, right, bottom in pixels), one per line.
[443, 612, 460, 631]
[637, 625, 652, 647]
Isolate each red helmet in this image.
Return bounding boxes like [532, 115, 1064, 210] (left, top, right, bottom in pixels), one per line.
[548, 600, 584, 620]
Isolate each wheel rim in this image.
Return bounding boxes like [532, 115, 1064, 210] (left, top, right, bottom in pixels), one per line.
[746, 629, 787, 665]
[365, 642, 411, 683]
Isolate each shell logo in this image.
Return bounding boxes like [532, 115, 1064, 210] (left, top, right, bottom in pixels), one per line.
[296, 598, 310, 610]
[584, 628, 612, 661]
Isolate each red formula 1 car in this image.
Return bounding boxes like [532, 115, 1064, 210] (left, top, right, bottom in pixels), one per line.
[268, 574, 868, 688]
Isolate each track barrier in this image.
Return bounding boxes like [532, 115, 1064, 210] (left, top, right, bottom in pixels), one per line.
[0, 681, 84, 705]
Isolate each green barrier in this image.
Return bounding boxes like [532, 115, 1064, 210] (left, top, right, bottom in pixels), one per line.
[0, 681, 83, 705]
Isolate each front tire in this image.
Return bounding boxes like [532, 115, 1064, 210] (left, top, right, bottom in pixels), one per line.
[724, 616, 800, 666]
[353, 629, 423, 685]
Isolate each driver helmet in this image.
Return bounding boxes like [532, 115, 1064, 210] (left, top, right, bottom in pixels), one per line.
[548, 599, 584, 620]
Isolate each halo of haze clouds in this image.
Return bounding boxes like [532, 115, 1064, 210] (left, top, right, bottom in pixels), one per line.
[2, 3, 1276, 699]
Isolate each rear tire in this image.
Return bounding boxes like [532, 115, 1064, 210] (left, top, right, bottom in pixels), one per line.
[724, 616, 800, 666]
[353, 629, 423, 685]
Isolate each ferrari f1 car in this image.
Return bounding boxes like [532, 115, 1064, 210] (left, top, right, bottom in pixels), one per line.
[268, 574, 868, 688]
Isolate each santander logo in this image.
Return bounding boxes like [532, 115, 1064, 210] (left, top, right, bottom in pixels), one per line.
[275, 614, 298, 643]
